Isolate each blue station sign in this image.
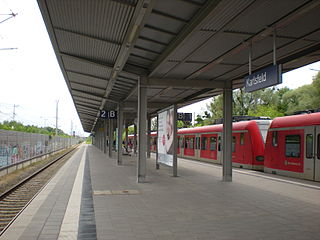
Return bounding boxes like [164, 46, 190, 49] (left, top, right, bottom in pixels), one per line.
[244, 64, 282, 92]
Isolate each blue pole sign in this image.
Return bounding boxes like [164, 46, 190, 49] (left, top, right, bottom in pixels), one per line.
[100, 110, 117, 119]
[244, 64, 282, 92]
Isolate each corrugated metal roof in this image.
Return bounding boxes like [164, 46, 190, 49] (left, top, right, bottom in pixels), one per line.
[37, 0, 320, 132]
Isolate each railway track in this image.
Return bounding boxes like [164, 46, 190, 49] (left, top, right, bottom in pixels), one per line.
[0, 145, 79, 234]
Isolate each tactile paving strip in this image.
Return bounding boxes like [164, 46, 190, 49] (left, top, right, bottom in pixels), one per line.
[93, 190, 140, 195]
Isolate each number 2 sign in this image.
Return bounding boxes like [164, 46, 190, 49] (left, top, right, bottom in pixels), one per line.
[99, 110, 117, 119]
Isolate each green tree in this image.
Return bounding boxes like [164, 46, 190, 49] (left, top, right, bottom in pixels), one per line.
[275, 87, 291, 113]
[207, 95, 223, 119]
[206, 87, 287, 121]
[0, 120, 69, 136]
[194, 111, 212, 126]
[248, 105, 284, 119]
[311, 72, 320, 108]
[282, 84, 318, 114]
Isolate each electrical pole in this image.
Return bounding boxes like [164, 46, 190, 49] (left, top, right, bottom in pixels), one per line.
[55, 100, 59, 136]
[12, 104, 19, 121]
[70, 120, 73, 136]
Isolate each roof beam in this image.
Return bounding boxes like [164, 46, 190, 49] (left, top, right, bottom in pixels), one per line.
[72, 89, 103, 99]
[76, 103, 100, 110]
[149, 0, 222, 76]
[61, 52, 114, 69]
[78, 110, 98, 117]
[78, 112, 98, 118]
[73, 97, 101, 106]
[188, 0, 320, 80]
[123, 86, 137, 101]
[54, 27, 121, 46]
[92, 0, 156, 132]
[77, 105, 99, 112]
[110, 0, 136, 7]
[138, 36, 167, 46]
[70, 82, 106, 92]
[123, 101, 170, 109]
[80, 118, 95, 122]
[66, 69, 109, 84]
[146, 78, 226, 89]
[144, 24, 176, 36]
[151, 9, 187, 23]
[61, 53, 139, 78]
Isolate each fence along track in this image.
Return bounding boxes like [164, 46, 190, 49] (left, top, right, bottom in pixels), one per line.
[0, 145, 79, 234]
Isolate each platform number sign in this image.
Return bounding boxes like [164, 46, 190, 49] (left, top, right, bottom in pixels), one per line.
[100, 110, 117, 119]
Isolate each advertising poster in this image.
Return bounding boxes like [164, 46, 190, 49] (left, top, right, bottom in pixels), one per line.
[157, 108, 174, 167]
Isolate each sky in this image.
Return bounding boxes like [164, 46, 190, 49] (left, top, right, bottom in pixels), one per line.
[1, 0, 319, 135]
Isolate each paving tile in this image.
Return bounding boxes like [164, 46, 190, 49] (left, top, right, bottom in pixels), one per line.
[3, 145, 320, 240]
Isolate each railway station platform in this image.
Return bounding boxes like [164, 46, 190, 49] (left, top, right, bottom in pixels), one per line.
[1, 144, 320, 240]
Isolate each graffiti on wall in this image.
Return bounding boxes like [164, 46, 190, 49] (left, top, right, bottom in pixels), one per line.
[0, 130, 78, 168]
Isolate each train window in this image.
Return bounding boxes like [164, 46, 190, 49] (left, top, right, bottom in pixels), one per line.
[240, 133, 244, 145]
[210, 137, 217, 151]
[272, 131, 278, 147]
[185, 137, 189, 149]
[285, 135, 300, 158]
[232, 136, 236, 152]
[201, 137, 207, 150]
[318, 134, 320, 159]
[190, 138, 194, 149]
[218, 136, 221, 151]
[306, 134, 313, 158]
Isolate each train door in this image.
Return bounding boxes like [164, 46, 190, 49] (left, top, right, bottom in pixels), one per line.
[315, 126, 320, 181]
[184, 135, 195, 157]
[195, 134, 201, 159]
[217, 133, 222, 164]
[304, 126, 315, 180]
[179, 135, 184, 157]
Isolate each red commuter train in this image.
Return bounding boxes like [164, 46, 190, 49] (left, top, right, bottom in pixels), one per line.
[264, 113, 320, 181]
[175, 120, 270, 171]
[129, 112, 320, 181]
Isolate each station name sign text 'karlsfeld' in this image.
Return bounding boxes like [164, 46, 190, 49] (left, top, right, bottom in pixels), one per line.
[244, 64, 282, 92]
[99, 110, 117, 119]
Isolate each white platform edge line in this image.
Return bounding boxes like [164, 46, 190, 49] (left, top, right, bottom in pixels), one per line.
[58, 145, 86, 240]
[0, 147, 84, 240]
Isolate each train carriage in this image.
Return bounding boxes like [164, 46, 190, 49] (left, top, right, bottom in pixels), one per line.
[177, 120, 269, 170]
[264, 112, 320, 181]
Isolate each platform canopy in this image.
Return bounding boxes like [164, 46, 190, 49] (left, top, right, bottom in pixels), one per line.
[37, 0, 320, 132]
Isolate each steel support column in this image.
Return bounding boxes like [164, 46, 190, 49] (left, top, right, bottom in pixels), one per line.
[147, 116, 151, 158]
[137, 77, 147, 182]
[105, 120, 109, 154]
[117, 103, 124, 165]
[98, 127, 102, 151]
[125, 122, 129, 149]
[173, 105, 178, 177]
[108, 119, 113, 158]
[133, 124, 137, 154]
[103, 120, 107, 154]
[156, 115, 159, 169]
[223, 81, 233, 182]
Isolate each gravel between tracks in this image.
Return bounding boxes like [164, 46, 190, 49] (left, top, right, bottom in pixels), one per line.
[0, 148, 72, 195]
